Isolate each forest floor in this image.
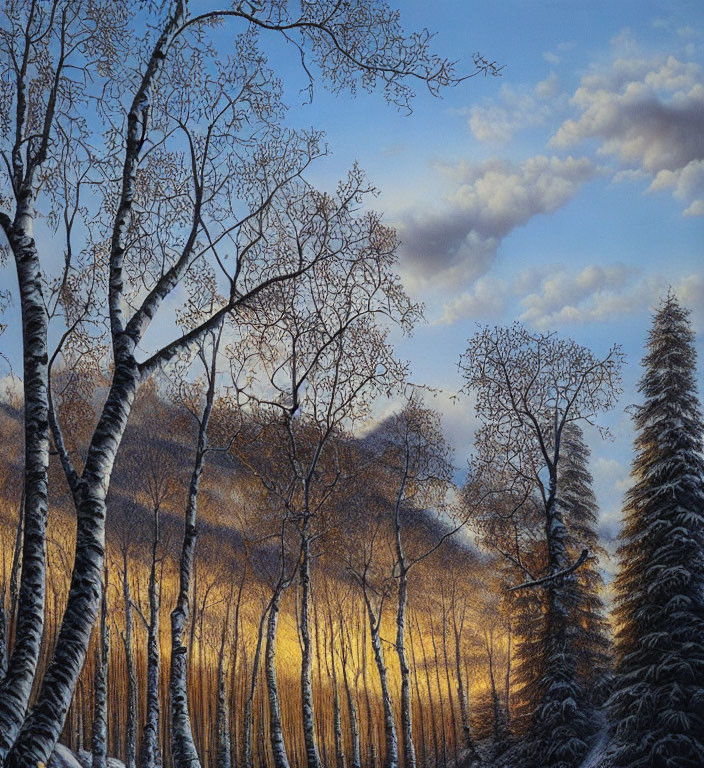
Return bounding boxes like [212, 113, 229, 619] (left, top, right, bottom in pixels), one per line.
[48, 735, 616, 768]
[456, 729, 614, 768]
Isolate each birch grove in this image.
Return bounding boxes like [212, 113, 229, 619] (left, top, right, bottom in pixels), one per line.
[1, 3, 702, 768]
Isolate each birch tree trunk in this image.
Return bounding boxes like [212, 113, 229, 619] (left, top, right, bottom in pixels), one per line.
[409, 621, 426, 768]
[429, 619, 446, 768]
[452, 611, 473, 753]
[7, 353, 141, 768]
[299, 535, 321, 768]
[394, 564, 415, 768]
[265, 591, 291, 768]
[141, 505, 162, 768]
[92, 571, 109, 768]
[216, 614, 232, 768]
[362, 591, 398, 768]
[504, 621, 511, 730]
[170, 336, 219, 768]
[0, 218, 50, 760]
[417, 615, 438, 767]
[123, 550, 138, 768]
[339, 612, 361, 768]
[361, 616, 376, 768]
[327, 605, 345, 768]
[440, 602, 458, 764]
[244, 604, 268, 768]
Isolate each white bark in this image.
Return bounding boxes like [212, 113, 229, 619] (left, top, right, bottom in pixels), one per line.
[122, 551, 138, 768]
[141, 506, 162, 768]
[362, 592, 398, 768]
[243, 603, 268, 768]
[265, 591, 291, 768]
[299, 537, 321, 768]
[170, 337, 219, 768]
[92, 573, 109, 768]
[0, 215, 50, 760]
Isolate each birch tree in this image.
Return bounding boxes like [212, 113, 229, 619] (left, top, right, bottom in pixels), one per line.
[229, 177, 413, 768]
[0, 1, 498, 762]
[367, 394, 458, 768]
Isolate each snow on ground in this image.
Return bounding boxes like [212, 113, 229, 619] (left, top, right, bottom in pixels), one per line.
[48, 746, 126, 768]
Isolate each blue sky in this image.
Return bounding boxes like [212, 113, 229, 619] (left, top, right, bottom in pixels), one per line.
[280, 1, 704, 548]
[1, 1, 702, 554]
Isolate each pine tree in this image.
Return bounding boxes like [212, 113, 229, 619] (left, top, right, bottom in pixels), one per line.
[610, 294, 704, 768]
[513, 427, 610, 767]
[559, 424, 611, 706]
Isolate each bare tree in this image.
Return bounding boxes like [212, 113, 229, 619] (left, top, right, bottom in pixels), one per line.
[168, 292, 227, 768]
[228, 168, 413, 768]
[365, 393, 459, 768]
[0, 1, 501, 760]
[460, 323, 623, 766]
[92, 568, 110, 768]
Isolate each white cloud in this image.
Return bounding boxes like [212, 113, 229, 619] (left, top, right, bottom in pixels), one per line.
[398, 155, 595, 294]
[520, 264, 635, 327]
[552, 55, 704, 215]
[514, 267, 703, 329]
[468, 75, 564, 145]
[436, 276, 508, 325]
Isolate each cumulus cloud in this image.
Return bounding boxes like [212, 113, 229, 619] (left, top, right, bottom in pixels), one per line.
[468, 74, 564, 144]
[398, 155, 595, 293]
[437, 275, 508, 325]
[542, 40, 577, 66]
[520, 263, 635, 327]
[516, 267, 703, 330]
[552, 55, 704, 214]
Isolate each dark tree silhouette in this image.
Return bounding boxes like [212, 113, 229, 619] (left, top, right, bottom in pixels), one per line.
[610, 295, 704, 768]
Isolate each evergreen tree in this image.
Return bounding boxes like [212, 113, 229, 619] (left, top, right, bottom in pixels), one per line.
[610, 294, 704, 768]
[512, 426, 610, 767]
[559, 424, 612, 706]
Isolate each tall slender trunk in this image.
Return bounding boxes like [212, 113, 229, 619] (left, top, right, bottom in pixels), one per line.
[327, 603, 345, 768]
[362, 589, 398, 768]
[504, 620, 511, 731]
[408, 617, 426, 768]
[265, 590, 291, 768]
[428, 619, 446, 768]
[339, 611, 361, 768]
[394, 564, 415, 768]
[0, 220, 50, 759]
[299, 535, 321, 768]
[123, 549, 138, 768]
[216, 608, 232, 768]
[141, 504, 162, 768]
[416, 615, 438, 768]
[170, 336, 218, 768]
[452, 608, 473, 753]
[313, 596, 327, 768]
[8, 350, 141, 768]
[361, 611, 376, 768]
[440, 599, 458, 765]
[243, 602, 268, 768]
[485, 630, 504, 744]
[92, 570, 109, 768]
[230, 562, 247, 768]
